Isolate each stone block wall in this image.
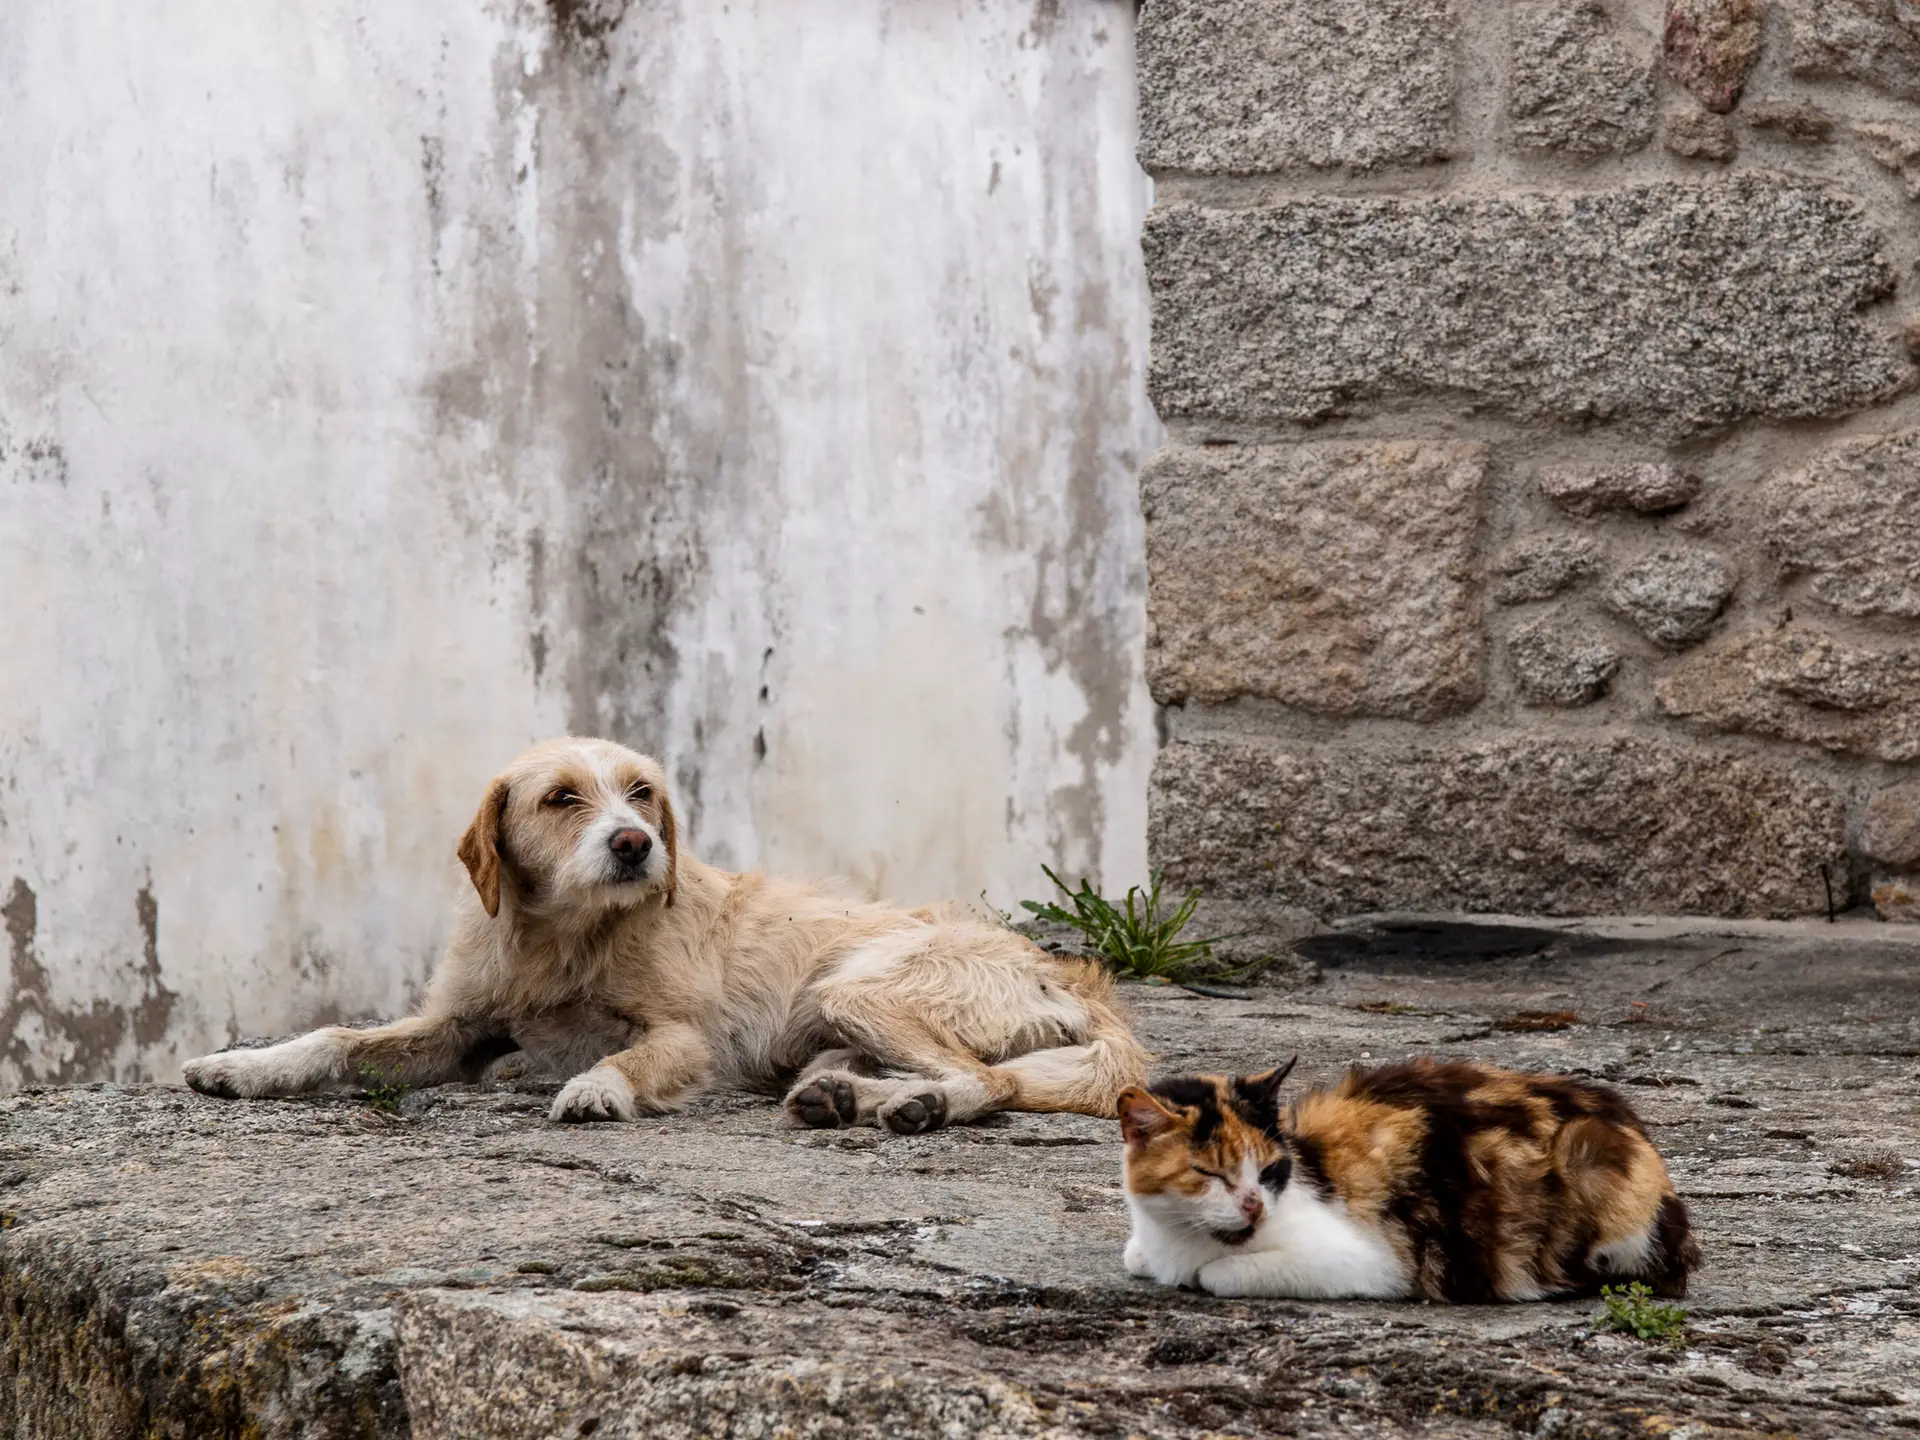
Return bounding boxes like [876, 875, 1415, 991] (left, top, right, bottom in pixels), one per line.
[1138, 0, 1920, 922]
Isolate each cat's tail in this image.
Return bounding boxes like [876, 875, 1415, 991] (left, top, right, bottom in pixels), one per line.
[997, 960, 1151, 1117]
[1645, 1192, 1703, 1299]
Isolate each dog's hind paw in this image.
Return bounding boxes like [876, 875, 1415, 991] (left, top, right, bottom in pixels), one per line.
[550, 1066, 637, 1123]
[787, 1074, 859, 1129]
[879, 1087, 948, 1136]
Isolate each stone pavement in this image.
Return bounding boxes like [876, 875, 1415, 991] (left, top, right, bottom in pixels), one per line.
[4, 915, 1920, 1438]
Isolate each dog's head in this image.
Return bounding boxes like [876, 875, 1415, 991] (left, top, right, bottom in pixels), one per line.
[456, 738, 678, 919]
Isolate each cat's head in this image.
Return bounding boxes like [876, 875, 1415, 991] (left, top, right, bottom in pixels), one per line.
[1117, 1059, 1298, 1245]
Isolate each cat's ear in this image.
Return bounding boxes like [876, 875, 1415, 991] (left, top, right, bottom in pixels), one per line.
[1117, 1087, 1180, 1145]
[1238, 1055, 1299, 1109]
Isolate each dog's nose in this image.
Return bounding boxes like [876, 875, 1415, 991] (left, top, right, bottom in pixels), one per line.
[1239, 1192, 1265, 1225]
[609, 829, 652, 861]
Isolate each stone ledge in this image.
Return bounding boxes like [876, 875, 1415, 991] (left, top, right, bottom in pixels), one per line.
[8, 927, 1920, 1437]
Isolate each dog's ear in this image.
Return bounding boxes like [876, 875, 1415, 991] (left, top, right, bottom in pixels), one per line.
[657, 788, 679, 907]
[457, 779, 510, 918]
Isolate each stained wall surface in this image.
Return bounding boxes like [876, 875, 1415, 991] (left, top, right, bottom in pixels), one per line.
[0, 0, 1156, 1086]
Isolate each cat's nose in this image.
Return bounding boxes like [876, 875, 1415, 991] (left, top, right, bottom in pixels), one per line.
[1239, 1192, 1265, 1224]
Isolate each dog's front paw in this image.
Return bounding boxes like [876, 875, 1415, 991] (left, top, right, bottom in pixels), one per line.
[550, 1066, 637, 1123]
[182, 1049, 283, 1099]
[182, 1053, 245, 1099]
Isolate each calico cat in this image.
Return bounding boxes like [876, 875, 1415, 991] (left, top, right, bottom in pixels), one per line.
[1119, 1057, 1699, 1302]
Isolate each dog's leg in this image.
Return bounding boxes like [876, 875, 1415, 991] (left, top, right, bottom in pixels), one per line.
[787, 997, 1016, 1135]
[182, 1015, 511, 1100]
[550, 1020, 712, 1123]
[793, 934, 1149, 1131]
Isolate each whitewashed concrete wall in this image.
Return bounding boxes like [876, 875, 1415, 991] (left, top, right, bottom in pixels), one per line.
[0, 0, 1156, 1087]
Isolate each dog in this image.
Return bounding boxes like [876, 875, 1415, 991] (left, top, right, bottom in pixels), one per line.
[182, 737, 1148, 1132]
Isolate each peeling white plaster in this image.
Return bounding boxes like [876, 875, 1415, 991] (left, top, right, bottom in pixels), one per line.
[0, 0, 1155, 1087]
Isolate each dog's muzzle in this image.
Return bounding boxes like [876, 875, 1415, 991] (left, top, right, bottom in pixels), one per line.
[607, 828, 653, 882]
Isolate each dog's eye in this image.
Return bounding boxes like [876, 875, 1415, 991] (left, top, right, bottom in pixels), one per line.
[542, 788, 580, 808]
[628, 783, 652, 804]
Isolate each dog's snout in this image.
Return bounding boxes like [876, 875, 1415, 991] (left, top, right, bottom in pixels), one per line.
[609, 828, 652, 862]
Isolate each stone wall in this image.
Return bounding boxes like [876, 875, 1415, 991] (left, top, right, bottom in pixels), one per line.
[1138, 0, 1920, 922]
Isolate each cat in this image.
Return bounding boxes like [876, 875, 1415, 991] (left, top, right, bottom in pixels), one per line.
[1119, 1056, 1700, 1302]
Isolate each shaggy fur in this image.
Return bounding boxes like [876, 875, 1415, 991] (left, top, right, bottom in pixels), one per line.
[1120, 1058, 1701, 1301]
[182, 737, 1147, 1131]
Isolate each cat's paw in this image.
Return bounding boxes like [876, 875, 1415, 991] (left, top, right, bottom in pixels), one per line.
[786, 1073, 860, 1129]
[878, 1086, 948, 1136]
[1123, 1235, 1154, 1279]
[1197, 1255, 1275, 1298]
[550, 1066, 637, 1123]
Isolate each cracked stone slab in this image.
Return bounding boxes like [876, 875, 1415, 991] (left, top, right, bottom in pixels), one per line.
[1665, 106, 1739, 161]
[1747, 100, 1837, 140]
[1143, 441, 1486, 718]
[1665, 0, 1763, 112]
[1763, 428, 1920, 618]
[1604, 547, 1738, 649]
[6, 921, 1920, 1436]
[1510, 0, 1655, 154]
[1541, 461, 1702, 518]
[1145, 177, 1908, 439]
[1864, 782, 1920, 870]
[1493, 534, 1603, 605]
[1507, 613, 1621, 706]
[1855, 120, 1920, 198]
[1657, 625, 1920, 761]
[1151, 733, 1847, 917]
[1136, 0, 1456, 175]
[1785, 0, 1920, 102]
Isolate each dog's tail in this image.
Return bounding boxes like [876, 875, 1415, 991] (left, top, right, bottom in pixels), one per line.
[998, 960, 1150, 1116]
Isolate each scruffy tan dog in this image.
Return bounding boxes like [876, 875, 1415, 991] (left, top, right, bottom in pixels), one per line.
[183, 738, 1147, 1131]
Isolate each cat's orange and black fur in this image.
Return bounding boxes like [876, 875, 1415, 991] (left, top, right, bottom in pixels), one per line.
[1120, 1057, 1701, 1302]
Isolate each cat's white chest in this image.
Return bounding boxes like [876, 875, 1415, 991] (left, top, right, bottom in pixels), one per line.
[1125, 1183, 1410, 1300]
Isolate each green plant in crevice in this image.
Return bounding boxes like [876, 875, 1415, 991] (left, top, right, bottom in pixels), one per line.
[979, 890, 1017, 929]
[1598, 1282, 1688, 1342]
[1019, 866, 1247, 983]
[358, 1064, 408, 1115]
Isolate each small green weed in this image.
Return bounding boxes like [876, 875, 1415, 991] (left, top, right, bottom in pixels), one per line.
[979, 890, 1016, 929]
[358, 1064, 409, 1115]
[1020, 866, 1245, 983]
[1598, 1282, 1687, 1342]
